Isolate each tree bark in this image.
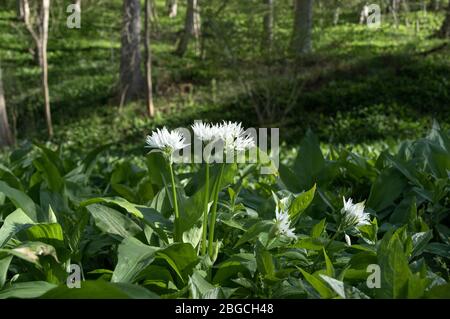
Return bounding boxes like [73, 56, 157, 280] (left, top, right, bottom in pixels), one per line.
[22, 0, 53, 138]
[261, 0, 274, 54]
[145, 0, 155, 118]
[119, 0, 143, 105]
[176, 0, 201, 57]
[17, 0, 25, 21]
[292, 0, 314, 55]
[0, 67, 14, 148]
[167, 0, 178, 18]
[438, 1, 450, 37]
[41, 0, 52, 138]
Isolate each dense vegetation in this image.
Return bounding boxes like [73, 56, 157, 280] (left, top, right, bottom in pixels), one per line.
[0, 0, 449, 299]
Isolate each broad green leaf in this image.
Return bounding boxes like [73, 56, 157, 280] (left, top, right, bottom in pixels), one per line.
[87, 204, 142, 238]
[299, 268, 333, 299]
[289, 184, 316, 222]
[0, 181, 38, 221]
[112, 237, 158, 283]
[41, 280, 159, 299]
[0, 209, 36, 248]
[0, 254, 12, 288]
[367, 168, 407, 212]
[319, 274, 346, 298]
[0, 281, 57, 299]
[213, 253, 257, 284]
[411, 231, 433, 259]
[311, 218, 326, 238]
[234, 220, 274, 248]
[155, 243, 198, 283]
[80, 197, 143, 219]
[26, 223, 64, 249]
[376, 228, 411, 298]
[425, 243, 450, 259]
[293, 130, 325, 191]
[255, 241, 275, 277]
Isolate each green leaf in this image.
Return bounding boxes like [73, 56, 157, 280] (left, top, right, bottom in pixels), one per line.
[293, 130, 325, 191]
[213, 253, 256, 284]
[112, 237, 158, 283]
[376, 228, 411, 298]
[155, 243, 198, 283]
[0, 254, 13, 288]
[299, 268, 333, 299]
[367, 168, 407, 212]
[87, 204, 142, 239]
[255, 241, 275, 277]
[319, 274, 346, 298]
[41, 280, 159, 299]
[425, 243, 450, 259]
[80, 197, 143, 219]
[289, 184, 316, 222]
[0, 209, 36, 248]
[26, 223, 64, 249]
[0, 281, 57, 299]
[234, 220, 274, 248]
[0, 181, 38, 221]
[411, 231, 433, 259]
[311, 218, 326, 238]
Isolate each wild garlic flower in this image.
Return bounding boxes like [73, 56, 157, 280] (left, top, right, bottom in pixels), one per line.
[218, 121, 255, 151]
[146, 127, 188, 159]
[275, 207, 296, 240]
[192, 121, 220, 142]
[340, 197, 371, 229]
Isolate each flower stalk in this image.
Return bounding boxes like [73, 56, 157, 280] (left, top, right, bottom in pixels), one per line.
[208, 163, 225, 259]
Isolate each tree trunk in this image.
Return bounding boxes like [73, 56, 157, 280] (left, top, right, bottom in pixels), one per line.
[41, 0, 52, 138]
[176, 0, 201, 57]
[145, 0, 155, 118]
[0, 67, 14, 148]
[167, 0, 178, 18]
[292, 0, 314, 55]
[119, 0, 143, 105]
[17, 0, 25, 21]
[261, 0, 274, 54]
[438, 2, 450, 37]
[23, 0, 53, 138]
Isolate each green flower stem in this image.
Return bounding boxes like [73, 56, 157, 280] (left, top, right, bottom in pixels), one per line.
[201, 162, 210, 256]
[169, 162, 181, 242]
[208, 163, 225, 259]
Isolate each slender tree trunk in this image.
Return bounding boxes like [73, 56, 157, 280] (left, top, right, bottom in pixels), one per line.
[0, 67, 14, 148]
[176, 0, 200, 57]
[145, 0, 155, 118]
[261, 0, 274, 54]
[167, 0, 178, 18]
[23, 0, 53, 138]
[119, 0, 143, 105]
[17, 0, 25, 21]
[41, 0, 52, 138]
[292, 0, 314, 55]
[438, 1, 450, 37]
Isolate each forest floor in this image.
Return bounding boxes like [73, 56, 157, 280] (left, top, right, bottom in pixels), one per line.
[0, 1, 449, 159]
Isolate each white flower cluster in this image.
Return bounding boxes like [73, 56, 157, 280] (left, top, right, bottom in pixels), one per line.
[340, 197, 371, 229]
[191, 121, 255, 151]
[275, 207, 296, 240]
[146, 127, 188, 156]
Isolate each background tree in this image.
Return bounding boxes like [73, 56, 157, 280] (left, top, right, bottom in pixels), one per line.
[119, 0, 143, 105]
[145, 0, 155, 117]
[0, 67, 14, 148]
[167, 0, 178, 18]
[176, 0, 201, 57]
[22, 0, 52, 138]
[262, 0, 274, 54]
[292, 0, 314, 55]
